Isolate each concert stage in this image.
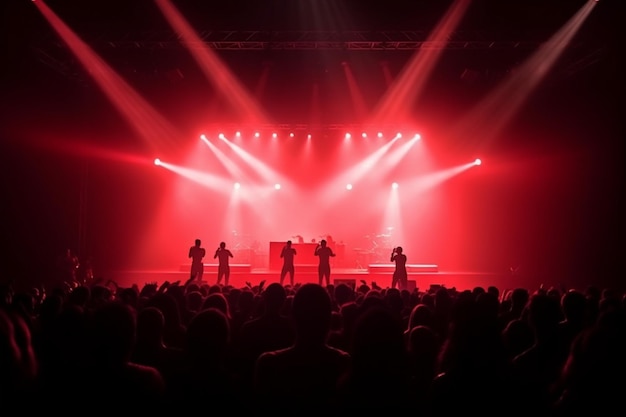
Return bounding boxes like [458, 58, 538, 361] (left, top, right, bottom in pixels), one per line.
[106, 263, 518, 292]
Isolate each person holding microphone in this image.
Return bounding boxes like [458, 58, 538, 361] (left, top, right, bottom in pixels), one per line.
[214, 241, 234, 286]
[314, 239, 336, 287]
[390, 246, 408, 290]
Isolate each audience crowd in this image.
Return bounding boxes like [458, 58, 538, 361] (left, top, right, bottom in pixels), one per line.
[1, 274, 625, 415]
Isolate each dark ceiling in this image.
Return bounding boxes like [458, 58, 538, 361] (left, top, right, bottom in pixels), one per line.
[3, 0, 621, 71]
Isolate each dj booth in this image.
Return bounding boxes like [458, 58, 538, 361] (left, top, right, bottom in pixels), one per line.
[268, 242, 318, 270]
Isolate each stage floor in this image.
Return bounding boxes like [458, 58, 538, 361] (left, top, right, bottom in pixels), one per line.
[104, 265, 519, 293]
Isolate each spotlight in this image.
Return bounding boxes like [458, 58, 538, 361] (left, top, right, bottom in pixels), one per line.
[274, 183, 281, 190]
[377, 132, 383, 138]
[154, 158, 161, 166]
[289, 132, 295, 138]
[272, 132, 278, 138]
[307, 134, 312, 140]
[235, 131, 241, 137]
[392, 182, 399, 189]
[200, 134, 207, 140]
[361, 133, 367, 138]
[254, 132, 260, 138]
[346, 184, 353, 190]
[218, 133, 225, 140]
[234, 182, 241, 189]
[474, 158, 482, 166]
[414, 134, 421, 140]
[345, 133, 351, 139]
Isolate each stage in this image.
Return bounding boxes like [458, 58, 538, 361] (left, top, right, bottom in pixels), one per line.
[104, 263, 520, 293]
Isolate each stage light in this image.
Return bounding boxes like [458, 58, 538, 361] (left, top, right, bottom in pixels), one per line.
[274, 183, 281, 190]
[154, 158, 161, 166]
[392, 182, 399, 189]
[234, 182, 241, 189]
[289, 132, 295, 138]
[361, 132, 367, 138]
[272, 132, 277, 138]
[346, 184, 353, 190]
[474, 158, 482, 166]
[396, 132, 402, 138]
[345, 133, 351, 139]
[200, 134, 207, 140]
[307, 134, 312, 140]
[377, 132, 383, 138]
[235, 131, 241, 137]
[254, 132, 260, 138]
[414, 134, 421, 140]
[218, 133, 225, 140]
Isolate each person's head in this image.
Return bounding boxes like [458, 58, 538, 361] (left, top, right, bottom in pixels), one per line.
[91, 301, 137, 365]
[203, 293, 231, 319]
[186, 308, 230, 363]
[195, 239, 201, 246]
[286, 240, 292, 247]
[219, 242, 226, 249]
[334, 283, 355, 307]
[320, 239, 327, 247]
[396, 246, 403, 254]
[263, 283, 287, 314]
[292, 284, 332, 344]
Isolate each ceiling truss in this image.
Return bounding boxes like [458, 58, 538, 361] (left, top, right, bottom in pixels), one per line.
[75, 30, 544, 51]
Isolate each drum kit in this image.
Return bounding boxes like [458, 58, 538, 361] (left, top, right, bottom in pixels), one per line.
[353, 227, 394, 267]
[289, 234, 335, 245]
[232, 230, 260, 262]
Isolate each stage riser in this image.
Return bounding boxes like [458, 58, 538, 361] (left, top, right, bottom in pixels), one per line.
[109, 268, 521, 294]
[179, 264, 252, 273]
[180, 263, 438, 274]
[368, 264, 439, 273]
[111, 271, 430, 288]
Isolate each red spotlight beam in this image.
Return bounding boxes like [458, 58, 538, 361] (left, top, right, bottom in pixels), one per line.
[200, 135, 249, 180]
[33, 0, 181, 153]
[375, 134, 422, 178]
[156, 161, 233, 193]
[370, 0, 471, 125]
[342, 62, 368, 121]
[220, 136, 293, 188]
[315, 134, 402, 211]
[403, 162, 476, 194]
[155, 0, 268, 125]
[382, 185, 405, 252]
[24, 134, 152, 166]
[450, 0, 597, 151]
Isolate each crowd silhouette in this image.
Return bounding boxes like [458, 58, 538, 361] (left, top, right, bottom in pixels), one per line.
[1, 270, 625, 415]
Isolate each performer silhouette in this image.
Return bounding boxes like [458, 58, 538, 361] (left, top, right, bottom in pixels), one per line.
[390, 246, 408, 290]
[188, 239, 206, 282]
[314, 239, 336, 287]
[280, 240, 297, 287]
[57, 248, 79, 287]
[214, 241, 234, 286]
